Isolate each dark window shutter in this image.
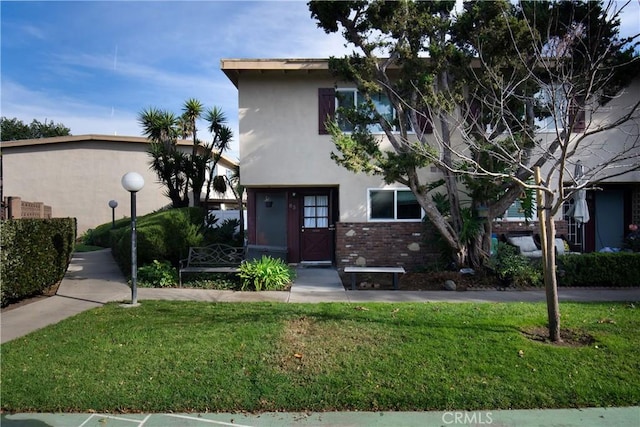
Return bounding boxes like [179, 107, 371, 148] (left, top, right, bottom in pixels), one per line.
[569, 96, 586, 133]
[318, 88, 335, 135]
[416, 111, 433, 134]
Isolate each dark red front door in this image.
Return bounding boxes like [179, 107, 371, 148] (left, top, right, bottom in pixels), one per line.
[300, 193, 334, 262]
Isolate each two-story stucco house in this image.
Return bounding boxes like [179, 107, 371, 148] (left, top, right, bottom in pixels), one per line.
[221, 59, 640, 267]
[222, 59, 447, 268]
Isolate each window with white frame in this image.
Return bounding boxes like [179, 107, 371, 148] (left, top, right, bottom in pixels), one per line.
[369, 189, 422, 221]
[336, 89, 407, 133]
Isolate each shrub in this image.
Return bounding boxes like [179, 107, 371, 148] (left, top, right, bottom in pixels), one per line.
[238, 256, 295, 291]
[137, 260, 178, 288]
[487, 242, 542, 288]
[111, 207, 205, 276]
[623, 224, 640, 252]
[1, 218, 76, 306]
[204, 217, 242, 246]
[558, 252, 640, 287]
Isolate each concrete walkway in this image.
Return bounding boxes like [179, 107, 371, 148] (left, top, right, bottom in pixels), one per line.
[2, 406, 639, 427]
[2, 249, 639, 426]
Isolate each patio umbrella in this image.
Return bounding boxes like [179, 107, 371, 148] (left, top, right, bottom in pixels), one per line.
[570, 161, 590, 224]
[565, 161, 590, 252]
[571, 188, 590, 224]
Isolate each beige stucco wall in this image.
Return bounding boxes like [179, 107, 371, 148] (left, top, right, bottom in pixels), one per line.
[580, 76, 640, 182]
[2, 135, 238, 235]
[231, 59, 638, 226]
[237, 73, 441, 222]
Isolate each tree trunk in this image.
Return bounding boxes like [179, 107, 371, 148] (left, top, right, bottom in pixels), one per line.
[535, 167, 561, 342]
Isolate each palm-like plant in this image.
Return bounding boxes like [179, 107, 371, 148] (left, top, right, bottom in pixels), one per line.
[182, 98, 205, 204]
[203, 107, 234, 204]
[138, 108, 189, 207]
[138, 108, 178, 152]
[147, 142, 189, 207]
[139, 101, 234, 211]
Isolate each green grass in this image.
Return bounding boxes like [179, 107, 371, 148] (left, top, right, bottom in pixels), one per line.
[2, 302, 639, 413]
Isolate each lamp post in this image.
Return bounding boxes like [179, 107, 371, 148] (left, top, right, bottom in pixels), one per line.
[121, 172, 144, 306]
[108, 200, 118, 228]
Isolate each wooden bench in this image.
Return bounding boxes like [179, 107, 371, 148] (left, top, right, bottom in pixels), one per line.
[344, 266, 406, 290]
[179, 244, 245, 286]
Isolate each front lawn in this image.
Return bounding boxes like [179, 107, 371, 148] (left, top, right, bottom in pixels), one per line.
[1, 301, 639, 412]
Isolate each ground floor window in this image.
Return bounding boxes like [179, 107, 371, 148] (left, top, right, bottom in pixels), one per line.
[304, 195, 329, 228]
[369, 189, 422, 221]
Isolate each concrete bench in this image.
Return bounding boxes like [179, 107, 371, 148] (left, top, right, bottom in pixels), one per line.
[179, 244, 244, 286]
[344, 266, 406, 290]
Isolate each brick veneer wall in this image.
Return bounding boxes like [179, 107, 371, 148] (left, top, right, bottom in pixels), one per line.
[335, 222, 440, 270]
[2, 197, 52, 220]
[335, 219, 569, 270]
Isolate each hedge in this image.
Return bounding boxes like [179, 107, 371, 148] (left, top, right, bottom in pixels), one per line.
[1, 218, 76, 306]
[558, 252, 640, 287]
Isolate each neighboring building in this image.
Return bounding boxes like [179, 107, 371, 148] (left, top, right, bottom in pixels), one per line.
[1, 134, 239, 235]
[221, 59, 639, 267]
[560, 75, 640, 252]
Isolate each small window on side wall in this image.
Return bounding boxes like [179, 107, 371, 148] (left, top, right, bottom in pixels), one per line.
[369, 189, 422, 221]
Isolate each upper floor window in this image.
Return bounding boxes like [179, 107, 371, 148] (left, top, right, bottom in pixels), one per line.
[336, 89, 405, 134]
[318, 87, 432, 136]
[369, 188, 422, 221]
[534, 83, 585, 132]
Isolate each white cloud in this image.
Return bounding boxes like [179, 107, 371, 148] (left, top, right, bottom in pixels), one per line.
[219, 1, 352, 58]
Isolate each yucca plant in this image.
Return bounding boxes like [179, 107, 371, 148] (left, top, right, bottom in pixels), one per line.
[238, 256, 294, 291]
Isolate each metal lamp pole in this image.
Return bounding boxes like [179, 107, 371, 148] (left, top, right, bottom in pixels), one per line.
[121, 172, 144, 306]
[108, 200, 118, 228]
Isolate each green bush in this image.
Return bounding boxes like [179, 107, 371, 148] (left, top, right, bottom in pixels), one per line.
[204, 216, 242, 246]
[623, 226, 640, 252]
[1, 218, 76, 306]
[487, 242, 542, 288]
[558, 252, 640, 287]
[111, 207, 205, 276]
[137, 260, 178, 288]
[81, 217, 130, 248]
[238, 256, 294, 291]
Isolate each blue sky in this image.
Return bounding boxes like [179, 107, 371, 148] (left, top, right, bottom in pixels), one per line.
[1, 1, 639, 159]
[0, 0, 351, 157]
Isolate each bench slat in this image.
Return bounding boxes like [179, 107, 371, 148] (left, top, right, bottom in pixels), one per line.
[344, 266, 405, 274]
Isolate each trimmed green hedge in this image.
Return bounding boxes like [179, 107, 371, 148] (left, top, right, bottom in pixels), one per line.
[558, 252, 640, 287]
[1, 218, 76, 307]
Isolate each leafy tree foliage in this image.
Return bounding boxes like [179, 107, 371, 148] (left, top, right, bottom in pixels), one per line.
[1, 117, 71, 141]
[309, 0, 639, 342]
